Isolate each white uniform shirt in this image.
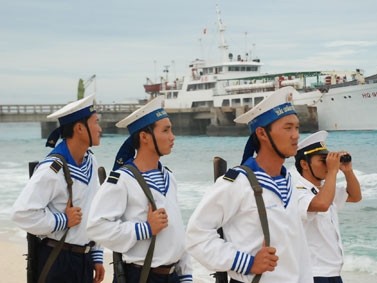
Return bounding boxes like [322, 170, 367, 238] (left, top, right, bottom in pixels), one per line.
[87, 164, 192, 282]
[296, 175, 348, 277]
[11, 142, 103, 262]
[186, 159, 313, 283]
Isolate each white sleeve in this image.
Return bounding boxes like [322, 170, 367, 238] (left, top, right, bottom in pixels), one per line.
[296, 188, 316, 221]
[11, 163, 68, 235]
[87, 172, 144, 253]
[185, 175, 253, 275]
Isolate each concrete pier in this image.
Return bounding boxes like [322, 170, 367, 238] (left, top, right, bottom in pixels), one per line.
[1, 103, 318, 137]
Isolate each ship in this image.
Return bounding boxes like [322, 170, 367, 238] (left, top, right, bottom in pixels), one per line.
[143, 6, 377, 134]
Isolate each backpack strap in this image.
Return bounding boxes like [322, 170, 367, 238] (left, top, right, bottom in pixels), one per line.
[124, 164, 156, 283]
[38, 154, 73, 283]
[238, 165, 270, 283]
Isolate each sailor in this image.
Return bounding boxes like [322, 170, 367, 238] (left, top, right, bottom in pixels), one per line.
[11, 94, 105, 283]
[185, 86, 313, 283]
[294, 131, 362, 283]
[87, 96, 193, 283]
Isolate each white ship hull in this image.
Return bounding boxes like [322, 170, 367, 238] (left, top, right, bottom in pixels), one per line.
[293, 79, 377, 131]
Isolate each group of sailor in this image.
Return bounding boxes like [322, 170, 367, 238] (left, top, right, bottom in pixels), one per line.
[11, 85, 361, 283]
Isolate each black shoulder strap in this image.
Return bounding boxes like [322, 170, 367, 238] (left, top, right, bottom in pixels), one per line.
[124, 164, 156, 283]
[38, 154, 73, 283]
[49, 154, 73, 202]
[239, 165, 270, 283]
[125, 165, 156, 210]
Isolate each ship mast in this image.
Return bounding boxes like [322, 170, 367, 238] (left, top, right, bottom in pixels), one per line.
[216, 5, 229, 62]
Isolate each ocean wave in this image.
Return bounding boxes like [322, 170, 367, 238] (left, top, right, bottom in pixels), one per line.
[343, 254, 377, 275]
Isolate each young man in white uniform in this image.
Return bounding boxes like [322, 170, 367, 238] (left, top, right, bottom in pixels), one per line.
[185, 86, 313, 283]
[11, 94, 105, 283]
[87, 96, 192, 283]
[294, 130, 362, 283]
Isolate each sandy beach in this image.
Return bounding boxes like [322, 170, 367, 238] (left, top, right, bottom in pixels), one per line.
[1, 239, 376, 283]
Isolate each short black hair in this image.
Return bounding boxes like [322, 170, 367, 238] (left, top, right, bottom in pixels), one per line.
[132, 123, 156, 150]
[61, 116, 91, 139]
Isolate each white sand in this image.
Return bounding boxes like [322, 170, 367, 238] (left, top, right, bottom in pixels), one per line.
[0, 239, 375, 283]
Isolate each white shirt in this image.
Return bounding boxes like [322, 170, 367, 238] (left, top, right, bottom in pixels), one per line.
[87, 164, 192, 281]
[11, 144, 103, 262]
[186, 159, 313, 283]
[296, 175, 348, 277]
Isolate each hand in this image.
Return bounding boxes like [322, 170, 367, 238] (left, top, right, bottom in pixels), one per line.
[147, 204, 168, 235]
[93, 263, 105, 283]
[65, 199, 82, 228]
[325, 152, 341, 174]
[250, 242, 279, 275]
[339, 151, 353, 172]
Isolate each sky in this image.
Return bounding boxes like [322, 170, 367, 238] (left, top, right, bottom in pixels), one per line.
[1, 0, 377, 105]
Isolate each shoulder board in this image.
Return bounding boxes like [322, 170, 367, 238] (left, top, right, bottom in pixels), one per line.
[107, 171, 120, 184]
[50, 159, 63, 174]
[223, 168, 240, 182]
[296, 186, 307, 190]
[164, 166, 172, 173]
[311, 188, 318, 195]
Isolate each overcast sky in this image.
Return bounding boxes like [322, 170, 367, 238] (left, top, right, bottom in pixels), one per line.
[1, 0, 377, 104]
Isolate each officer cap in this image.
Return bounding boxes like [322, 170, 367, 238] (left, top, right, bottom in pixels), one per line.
[296, 130, 329, 161]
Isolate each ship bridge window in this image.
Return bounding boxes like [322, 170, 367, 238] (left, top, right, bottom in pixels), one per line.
[243, 98, 253, 106]
[232, 98, 241, 106]
[246, 66, 258, 71]
[255, 96, 264, 105]
[222, 99, 230, 106]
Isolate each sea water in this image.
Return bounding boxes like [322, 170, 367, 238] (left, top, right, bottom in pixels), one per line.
[0, 122, 376, 278]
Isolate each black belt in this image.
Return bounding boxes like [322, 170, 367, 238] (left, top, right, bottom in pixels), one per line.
[44, 238, 94, 254]
[128, 263, 176, 275]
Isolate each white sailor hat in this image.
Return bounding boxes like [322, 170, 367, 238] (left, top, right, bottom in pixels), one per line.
[296, 130, 329, 161]
[234, 86, 297, 133]
[47, 94, 96, 126]
[116, 95, 168, 134]
[113, 95, 169, 170]
[45, 94, 96, 148]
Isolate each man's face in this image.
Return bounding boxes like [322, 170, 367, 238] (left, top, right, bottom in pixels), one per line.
[149, 117, 175, 156]
[269, 114, 300, 157]
[307, 154, 328, 180]
[87, 113, 102, 146]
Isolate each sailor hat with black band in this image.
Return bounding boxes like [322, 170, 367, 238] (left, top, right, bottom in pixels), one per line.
[295, 130, 329, 161]
[45, 94, 96, 148]
[113, 95, 168, 170]
[234, 86, 298, 164]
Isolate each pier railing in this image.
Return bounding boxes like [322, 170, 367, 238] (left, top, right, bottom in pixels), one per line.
[0, 103, 140, 123]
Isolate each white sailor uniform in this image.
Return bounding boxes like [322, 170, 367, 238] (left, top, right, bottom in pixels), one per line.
[186, 158, 313, 283]
[11, 140, 103, 280]
[296, 175, 348, 277]
[87, 162, 193, 282]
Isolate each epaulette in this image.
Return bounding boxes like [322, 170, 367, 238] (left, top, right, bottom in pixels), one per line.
[50, 159, 63, 174]
[223, 168, 240, 182]
[164, 166, 172, 173]
[107, 171, 120, 184]
[311, 188, 318, 195]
